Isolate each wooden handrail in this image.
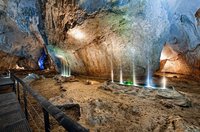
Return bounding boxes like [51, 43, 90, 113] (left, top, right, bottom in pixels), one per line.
[12, 74, 89, 132]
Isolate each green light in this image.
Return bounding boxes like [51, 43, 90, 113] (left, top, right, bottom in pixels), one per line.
[123, 81, 133, 86]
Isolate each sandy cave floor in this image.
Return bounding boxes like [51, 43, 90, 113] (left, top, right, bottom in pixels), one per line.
[26, 73, 200, 132]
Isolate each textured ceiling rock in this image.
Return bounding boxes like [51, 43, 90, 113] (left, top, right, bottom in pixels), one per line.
[78, 0, 129, 13]
[0, 0, 45, 69]
[45, 0, 170, 78]
[167, 1, 200, 52]
[44, 0, 200, 77]
[0, 0, 200, 77]
[160, 0, 200, 75]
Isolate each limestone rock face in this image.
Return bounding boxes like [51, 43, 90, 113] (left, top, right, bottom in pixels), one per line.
[0, 0, 200, 77]
[0, 51, 18, 69]
[0, 0, 45, 70]
[160, 0, 200, 75]
[160, 44, 200, 75]
[44, 0, 200, 77]
[45, 0, 170, 78]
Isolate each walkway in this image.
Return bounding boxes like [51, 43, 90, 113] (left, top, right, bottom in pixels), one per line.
[0, 92, 31, 132]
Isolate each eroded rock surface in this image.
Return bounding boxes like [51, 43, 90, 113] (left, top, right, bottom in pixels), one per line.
[0, 0, 45, 70]
[0, 0, 200, 77]
[45, 0, 200, 77]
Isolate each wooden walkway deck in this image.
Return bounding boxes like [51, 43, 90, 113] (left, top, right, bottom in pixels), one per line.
[0, 92, 31, 132]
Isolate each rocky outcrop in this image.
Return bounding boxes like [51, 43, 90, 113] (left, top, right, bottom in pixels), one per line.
[160, 1, 200, 75]
[44, 0, 200, 77]
[160, 44, 200, 75]
[0, 51, 18, 69]
[0, 0, 45, 70]
[0, 0, 200, 77]
[45, 0, 170, 78]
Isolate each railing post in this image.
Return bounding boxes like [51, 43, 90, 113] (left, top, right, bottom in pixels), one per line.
[17, 81, 21, 103]
[23, 87, 28, 120]
[43, 108, 50, 132]
[12, 74, 89, 132]
[13, 80, 16, 93]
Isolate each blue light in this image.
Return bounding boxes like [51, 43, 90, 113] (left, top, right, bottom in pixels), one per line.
[38, 49, 47, 70]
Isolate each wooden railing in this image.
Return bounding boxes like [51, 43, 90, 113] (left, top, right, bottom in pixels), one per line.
[12, 74, 89, 132]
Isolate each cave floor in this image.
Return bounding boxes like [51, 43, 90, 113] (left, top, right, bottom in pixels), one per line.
[28, 74, 200, 132]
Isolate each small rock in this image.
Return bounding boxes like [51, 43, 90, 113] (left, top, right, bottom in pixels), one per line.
[23, 73, 40, 84]
[60, 85, 64, 89]
[85, 80, 92, 85]
[61, 88, 67, 92]
[159, 100, 174, 108]
[131, 107, 140, 115]
[125, 90, 137, 95]
[156, 89, 184, 99]
[40, 75, 46, 79]
[88, 116, 107, 126]
[173, 98, 192, 107]
[60, 94, 65, 98]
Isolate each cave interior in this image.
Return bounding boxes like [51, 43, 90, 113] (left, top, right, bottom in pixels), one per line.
[0, 0, 200, 131]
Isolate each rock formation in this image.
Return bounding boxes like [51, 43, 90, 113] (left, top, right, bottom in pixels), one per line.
[0, 0, 200, 77]
[161, 1, 200, 75]
[0, 0, 45, 70]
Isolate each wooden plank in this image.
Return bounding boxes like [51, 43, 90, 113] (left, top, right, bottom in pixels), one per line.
[0, 92, 31, 132]
[0, 103, 20, 114]
[0, 110, 24, 127]
[0, 78, 14, 87]
[0, 99, 18, 107]
[0, 119, 31, 132]
[0, 92, 16, 101]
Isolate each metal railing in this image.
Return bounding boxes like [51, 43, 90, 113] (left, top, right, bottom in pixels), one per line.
[12, 74, 89, 132]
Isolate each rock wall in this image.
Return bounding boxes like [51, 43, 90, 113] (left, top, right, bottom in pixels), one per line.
[0, 0, 45, 70]
[160, 0, 200, 75]
[160, 44, 200, 76]
[0, 0, 200, 77]
[45, 0, 170, 78]
[44, 0, 200, 78]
